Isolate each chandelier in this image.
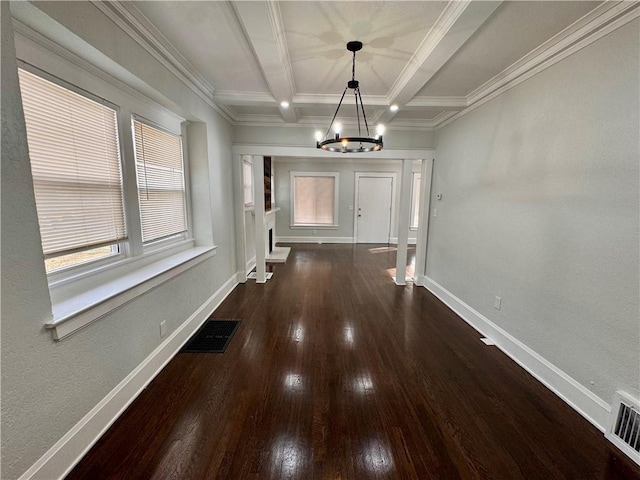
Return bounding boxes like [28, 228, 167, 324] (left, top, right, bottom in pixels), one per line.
[315, 41, 384, 153]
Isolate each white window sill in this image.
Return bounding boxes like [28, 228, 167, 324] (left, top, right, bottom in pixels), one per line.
[289, 224, 338, 229]
[45, 246, 217, 340]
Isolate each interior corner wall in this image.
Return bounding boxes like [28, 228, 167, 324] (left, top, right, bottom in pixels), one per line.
[274, 158, 421, 243]
[1, 3, 236, 478]
[427, 20, 639, 406]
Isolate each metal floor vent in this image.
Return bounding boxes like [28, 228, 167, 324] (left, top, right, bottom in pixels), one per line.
[181, 320, 240, 353]
[606, 391, 640, 465]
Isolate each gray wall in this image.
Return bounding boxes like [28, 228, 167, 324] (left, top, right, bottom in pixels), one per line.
[427, 20, 640, 404]
[1, 3, 237, 478]
[274, 158, 421, 242]
[234, 125, 436, 150]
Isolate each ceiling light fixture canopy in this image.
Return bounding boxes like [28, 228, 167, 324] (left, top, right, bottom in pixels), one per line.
[316, 41, 383, 153]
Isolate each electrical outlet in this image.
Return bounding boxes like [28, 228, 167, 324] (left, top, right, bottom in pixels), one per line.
[494, 296, 501, 310]
[159, 321, 167, 337]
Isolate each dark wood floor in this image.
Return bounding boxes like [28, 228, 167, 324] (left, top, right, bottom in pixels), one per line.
[68, 244, 640, 480]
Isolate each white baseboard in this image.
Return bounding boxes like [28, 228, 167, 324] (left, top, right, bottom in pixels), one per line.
[246, 255, 256, 275]
[19, 273, 240, 480]
[389, 237, 417, 245]
[276, 236, 355, 244]
[419, 275, 611, 432]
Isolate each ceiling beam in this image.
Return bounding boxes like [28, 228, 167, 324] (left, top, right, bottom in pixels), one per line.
[376, 0, 502, 125]
[231, 1, 298, 123]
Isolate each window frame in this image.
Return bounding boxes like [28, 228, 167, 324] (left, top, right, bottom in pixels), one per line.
[242, 158, 254, 209]
[18, 62, 130, 277]
[410, 172, 421, 230]
[290, 171, 340, 228]
[132, 114, 191, 251]
[17, 62, 195, 285]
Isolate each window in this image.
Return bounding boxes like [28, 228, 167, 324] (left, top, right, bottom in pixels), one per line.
[18, 66, 192, 279]
[133, 119, 187, 244]
[243, 159, 253, 207]
[291, 172, 339, 227]
[18, 68, 126, 272]
[410, 173, 421, 229]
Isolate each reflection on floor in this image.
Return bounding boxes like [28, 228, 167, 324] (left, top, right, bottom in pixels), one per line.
[67, 244, 640, 480]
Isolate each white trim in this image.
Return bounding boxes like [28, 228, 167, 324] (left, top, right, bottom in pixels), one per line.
[46, 247, 217, 340]
[436, 2, 640, 129]
[419, 275, 611, 431]
[354, 172, 398, 245]
[11, 20, 185, 127]
[276, 236, 355, 244]
[390, 237, 417, 245]
[19, 273, 240, 480]
[246, 255, 257, 275]
[233, 144, 432, 160]
[87, 1, 233, 124]
[90, 2, 214, 100]
[386, 0, 472, 102]
[265, 1, 296, 99]
[409, 172, 421, 230]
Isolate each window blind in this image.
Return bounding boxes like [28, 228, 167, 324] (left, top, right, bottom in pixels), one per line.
[293, 176, 335, 225]
[18, 68, 126, 257]
[133, 119, 187, 243]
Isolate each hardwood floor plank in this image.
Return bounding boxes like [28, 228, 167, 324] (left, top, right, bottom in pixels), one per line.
[67, 244, 640, 480]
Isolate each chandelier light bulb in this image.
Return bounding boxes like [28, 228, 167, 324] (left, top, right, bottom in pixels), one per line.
[376, 124, 386, 136]
[315, 130, 323, 142]
[334, 122, 342, 135]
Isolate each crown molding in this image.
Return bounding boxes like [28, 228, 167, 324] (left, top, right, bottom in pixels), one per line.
[91, 1, 213, 99]
[435, 1, 639, 129]
[385, 0, 473, 103]
[293, 93, 390, 107]
[213, 91, 276, 106]
[90, 1, 234, 125]
[406, 96, 467, 109]
[427, 111, 458, 126]
[12, 19, 185, 124]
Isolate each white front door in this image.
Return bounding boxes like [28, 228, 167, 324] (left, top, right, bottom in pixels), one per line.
[356, 176, 393, 243]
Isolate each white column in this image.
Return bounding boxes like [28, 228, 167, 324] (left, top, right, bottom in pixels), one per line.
[413, 158, 434, 286]
[252, 155, 267, 283]
[395, 158, 412, 286]
[233, 153, 247, 283]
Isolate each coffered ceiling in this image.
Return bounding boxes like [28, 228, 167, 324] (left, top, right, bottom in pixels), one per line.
[129, 0, 602, 129]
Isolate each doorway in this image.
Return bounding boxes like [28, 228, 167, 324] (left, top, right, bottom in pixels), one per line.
[355, 173, 395, 243]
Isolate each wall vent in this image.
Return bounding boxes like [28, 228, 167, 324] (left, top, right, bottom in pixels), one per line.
[606, 391, 640, 466]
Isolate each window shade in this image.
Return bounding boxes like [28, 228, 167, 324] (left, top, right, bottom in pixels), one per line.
[293, 176, 335, 225]
[133, 119, 187, 243]
[18, 68, 126, 257]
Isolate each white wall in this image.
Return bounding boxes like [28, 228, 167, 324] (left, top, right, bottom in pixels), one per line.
[427, 20, 639, 407]
[274, 158, 421, 243]
[1, 3, 237, 478]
